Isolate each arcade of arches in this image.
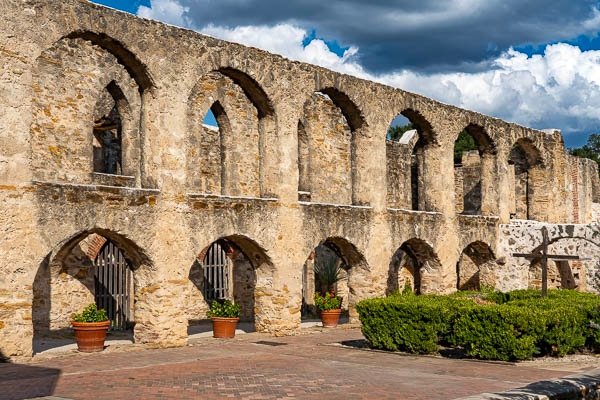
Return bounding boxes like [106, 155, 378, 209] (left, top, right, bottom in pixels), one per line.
[1, 0, 599, 359]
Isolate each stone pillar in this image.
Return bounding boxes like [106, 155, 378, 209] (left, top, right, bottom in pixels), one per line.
[480, 152, 499, 216]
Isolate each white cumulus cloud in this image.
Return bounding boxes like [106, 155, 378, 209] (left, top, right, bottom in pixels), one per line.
[137, 0, 600, 144]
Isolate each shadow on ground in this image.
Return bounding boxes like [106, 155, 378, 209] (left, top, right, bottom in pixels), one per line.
[0, 350, 61, 400]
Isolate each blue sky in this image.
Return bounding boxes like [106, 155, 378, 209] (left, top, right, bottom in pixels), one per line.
[92, 0, 600, 149]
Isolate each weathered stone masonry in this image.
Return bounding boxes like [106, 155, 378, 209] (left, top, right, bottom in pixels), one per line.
[0, 0, 598, 359]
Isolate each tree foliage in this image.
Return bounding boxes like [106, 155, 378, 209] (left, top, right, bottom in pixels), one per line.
[387, 123, 413, 141]
[454, 130, 477, 164]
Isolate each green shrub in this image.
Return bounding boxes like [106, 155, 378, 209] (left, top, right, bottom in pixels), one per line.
[314, 292, 343, 311]
[358, 289, 600, 361]
[207, 299, 241, 318]
[357, 295, 469, 354]
[72, 303, 109, 323]
[451, 305, 540, 360]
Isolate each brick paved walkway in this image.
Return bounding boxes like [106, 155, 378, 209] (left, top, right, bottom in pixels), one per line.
[0, 327, 593, 400]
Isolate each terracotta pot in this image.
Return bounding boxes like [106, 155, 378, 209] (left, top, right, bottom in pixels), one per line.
[320, 308, 342, 328]
[72, 320, 110, 352]
[211, 317, 239, 338]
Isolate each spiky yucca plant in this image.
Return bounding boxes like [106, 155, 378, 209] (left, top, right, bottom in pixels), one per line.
[314, 257, 344, 295]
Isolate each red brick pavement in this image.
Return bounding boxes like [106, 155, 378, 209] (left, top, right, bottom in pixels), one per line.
[0, 328, 585, 400]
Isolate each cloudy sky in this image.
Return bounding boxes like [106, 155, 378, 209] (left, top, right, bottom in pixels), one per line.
[92, 0, 600, 147]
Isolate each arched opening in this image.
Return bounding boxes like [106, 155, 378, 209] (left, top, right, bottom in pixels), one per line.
[454, 125, 497, 215]
[187, 69, 277, 197]
[187, 235, 274, 336]
[193, 101, 232, 195]
[32, 231, 150, 354]
[456, 241, 497, 291]
[508, 138, 543, 220]
[300, 88, 367, 205]
[387, 238, 442, 294]
[32, 34, 146, 185]
[301, 237, 369, 323]
[92, 82, 127, 175]
[386, 110, 436, 210]
[64, 31, 154, 92]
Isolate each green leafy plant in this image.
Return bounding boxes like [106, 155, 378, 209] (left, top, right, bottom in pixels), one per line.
[314, 292, 342, 311]
[207, 299, 241, 318]
[72, 303, 109, 323]
[357, 289, 600, 361]
[314, 257, 344, 295]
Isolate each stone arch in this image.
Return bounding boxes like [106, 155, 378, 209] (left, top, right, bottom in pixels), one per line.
[454, 123, 498, 215]
[302, 236, 369, 322]
[388, 238, 442, 294]
[400, 108, 437, 146]
[32, 228, 153, 353]
[386, 109, 437, 211]
[456, 241, 497, 291]
[300, 88, 367, 205]
[188, 234, 275, 332]
[63, 31, 154, 92]
[217, 67, 275, 118]
[508, 138, 544, 220]
[317, 87, 365, 132]
[32, 34, 144, 185]
[187, 69, 277, 197]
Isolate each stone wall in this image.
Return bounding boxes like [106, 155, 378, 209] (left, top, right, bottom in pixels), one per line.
[496, 222, 600, 293]
[0, 0, 598, 359]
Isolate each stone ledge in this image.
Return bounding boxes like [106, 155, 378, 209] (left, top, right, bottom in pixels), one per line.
[186, 192, 278, 202]
[91, 172, 136, 187]
[301, 201, 372, 210]
[31, 180, 160, 195]
[386, 207, 442, 216]
[31, 180, 160, 206]
[458, 368, 600, 400]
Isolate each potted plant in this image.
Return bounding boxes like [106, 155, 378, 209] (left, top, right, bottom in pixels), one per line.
[71, 303, 110, 352]
[207, 299, 241, 338]
[314, 257, 345, 327]
[314, 292, 343, 327]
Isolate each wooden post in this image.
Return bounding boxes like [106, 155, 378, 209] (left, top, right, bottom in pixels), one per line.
[541, 226, 548, 298]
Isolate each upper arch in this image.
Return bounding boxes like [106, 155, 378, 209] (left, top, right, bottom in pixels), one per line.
[509, 137, 544, 167]
[49, 228, 153, 270]
[63, 30, 154, 92]
[392, 108, 436, 146]
[217, 67, 275, 119]
[317, 87, 366, 132]
[462, 123, 497, 155]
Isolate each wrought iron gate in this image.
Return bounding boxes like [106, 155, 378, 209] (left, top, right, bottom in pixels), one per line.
[202, 242, 231, 301]
[94, 241, 133, 330]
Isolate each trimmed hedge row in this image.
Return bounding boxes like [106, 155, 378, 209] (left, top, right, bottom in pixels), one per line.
[356, 290, 600, 361]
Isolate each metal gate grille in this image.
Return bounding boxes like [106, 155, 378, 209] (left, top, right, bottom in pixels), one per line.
[202, 242, 231, 301]
[94, 241, 133, 330]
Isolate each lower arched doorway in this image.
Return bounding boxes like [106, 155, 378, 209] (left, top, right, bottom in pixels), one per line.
[301, 237, 369, 324]
[388, 238, 442, 295]
[187, 235, 273, 336]
[32, 230, 148, 354]
[456, 241, 497, 291]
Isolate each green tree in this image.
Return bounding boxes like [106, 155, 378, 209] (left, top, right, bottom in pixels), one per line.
[454, 130, 477, 164]
[387, 123, 413, 141]
[570, 134, 600, 176]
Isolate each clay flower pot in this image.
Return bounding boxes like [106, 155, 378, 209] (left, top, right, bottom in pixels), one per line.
[72, 320, 111, 352]
[211, 317, 240, 338]
[320, 308, 342, 328]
